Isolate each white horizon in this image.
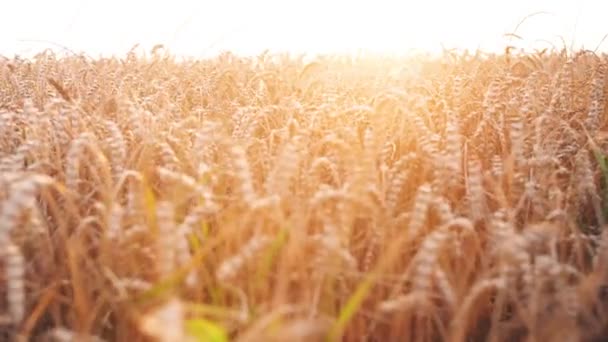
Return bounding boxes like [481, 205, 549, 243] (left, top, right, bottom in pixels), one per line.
[2, 0, 607, 58]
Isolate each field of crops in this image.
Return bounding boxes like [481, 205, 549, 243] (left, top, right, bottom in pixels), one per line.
[1, 48, 608, 341]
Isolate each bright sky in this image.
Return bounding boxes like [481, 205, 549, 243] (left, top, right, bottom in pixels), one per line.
[1, 0, 607, 57]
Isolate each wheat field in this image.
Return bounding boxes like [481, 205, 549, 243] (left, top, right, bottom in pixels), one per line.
[1, 47, 608, 341]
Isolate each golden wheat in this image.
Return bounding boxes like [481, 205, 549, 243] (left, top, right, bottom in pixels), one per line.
[1, 48, 608, 341]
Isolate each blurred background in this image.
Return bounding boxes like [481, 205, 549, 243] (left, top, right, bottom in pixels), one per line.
[1, 0, 606, 57]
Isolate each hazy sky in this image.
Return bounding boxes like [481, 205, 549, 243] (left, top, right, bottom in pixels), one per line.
[1, 0, 607, 57]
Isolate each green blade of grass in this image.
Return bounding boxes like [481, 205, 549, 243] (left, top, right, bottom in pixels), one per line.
[185, 318, 228, 342]
[326, 276, 373, 342]
[593, 149, 608, 221]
